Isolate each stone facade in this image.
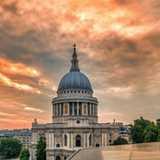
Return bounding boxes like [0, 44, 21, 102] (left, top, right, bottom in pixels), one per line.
[31, 45, 120, 160]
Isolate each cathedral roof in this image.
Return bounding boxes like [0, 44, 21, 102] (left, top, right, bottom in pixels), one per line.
[57, 44, 93, 93]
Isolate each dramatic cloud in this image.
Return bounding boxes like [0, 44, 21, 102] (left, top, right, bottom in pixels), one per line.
[0, 0, 160, 128]
[0, 57, 40, 77]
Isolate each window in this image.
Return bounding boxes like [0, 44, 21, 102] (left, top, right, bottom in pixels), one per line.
[64, 156, 67, 160]
[61, 104, 63, 115]
[56, 156, 61, 160]
[74, 103, 77, 115]
[96, 144, 100, 147]
[58, 104, 60, 116]
[83, 104, 87, 114]
[77, 120, 80, 124]
[88, 103, 90, 115]
[64, 135, 67, 146]
[75, 135, 81, 147]
[79, 103, 82, 115]
[64, 103, 68, 114]
[91, 104, 93, 115]
[69, 102, 72, 115]
[56, 144, 60, 148]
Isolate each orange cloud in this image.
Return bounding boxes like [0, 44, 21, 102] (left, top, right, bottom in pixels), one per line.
[0, 57, 40, 77]
[24, 106, 44, 113]
[0, 72, 41, 94]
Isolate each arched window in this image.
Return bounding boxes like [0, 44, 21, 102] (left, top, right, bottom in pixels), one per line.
[74, 102, 77, 115]
[96, 144, 100, 147]
[79, 103, 82, 115]
[64, 134, 67, 146]
[88, 103, 91, 115]
[56, 144, 60, 148]
[75, 135, 81, 147]
[64, 156, 67, 160]
[64, 103, 68, 114]
[69, 102, 72, 115]
[89, 135, 92, 146]
[56, 156, 61, 160]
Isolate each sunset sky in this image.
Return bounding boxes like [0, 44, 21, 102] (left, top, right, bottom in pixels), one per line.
[0, 0, 160, 129]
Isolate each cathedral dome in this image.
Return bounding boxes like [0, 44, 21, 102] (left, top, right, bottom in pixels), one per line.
[58, 71, 93, 92]
[57, 44, 93, 93]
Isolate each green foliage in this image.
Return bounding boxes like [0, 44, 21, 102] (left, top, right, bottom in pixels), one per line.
[20, 148, 30, 160]
[0, 138, 22, 159]
[144, 123, 158, 142]
[113, 137, 128, 145]
[131, 117, 160, 143]
[36, 136, 46, 160]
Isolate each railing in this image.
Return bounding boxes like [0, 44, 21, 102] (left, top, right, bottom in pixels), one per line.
[67, 149, 82, 160]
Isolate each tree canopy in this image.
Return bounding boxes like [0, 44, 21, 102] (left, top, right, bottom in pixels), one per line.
[113, 137, 128, 145]
[0, 138, 22, 159]
[36, 136, 46, 160]
[20, 148, 30, 160]
[131, 117, 160, 143]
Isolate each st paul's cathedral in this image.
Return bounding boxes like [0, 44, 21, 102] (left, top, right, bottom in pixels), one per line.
[31, 45, 120, 160]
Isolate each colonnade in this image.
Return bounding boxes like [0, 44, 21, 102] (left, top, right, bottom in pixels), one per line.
[53, 102, 97, 117]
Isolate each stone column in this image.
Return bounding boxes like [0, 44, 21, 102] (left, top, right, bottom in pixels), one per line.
[77, 102, 79, 116]
[51, 133, 54, 149]
[48, 133, 51, 149]
[70, 133, 73, 148]
[84, 133, 87, 148]
[55, 104, 57, 116]
[82, 103, 84, 115]
[52, 105, 54, 117]
[51, 133, 53, 149]
[101, 133, 104, 147]
[59, 104, 61, 116]
[87, 133, 90, 147]
[72, 102, 74, 116]
[104, 133, 107, 146]
[67, 133, 70, 148]
[90, 103, 92, 116]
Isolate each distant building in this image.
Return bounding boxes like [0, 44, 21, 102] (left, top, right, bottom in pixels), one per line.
[107, 120, 131, 143]
[31, 45, 125, 160]
[0, 129, 32, 148]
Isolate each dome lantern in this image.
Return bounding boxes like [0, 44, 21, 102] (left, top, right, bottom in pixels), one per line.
[70, 44, 80, 72]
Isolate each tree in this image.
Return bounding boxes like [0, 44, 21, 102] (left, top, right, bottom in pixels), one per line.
[113, 137, 128, 145]
[144, 123, 158, 142]
[131, 117, 152, 143]
[20, 148, 30, 160]
[0, 138, 22, 159]
[36, 136, 46, 160]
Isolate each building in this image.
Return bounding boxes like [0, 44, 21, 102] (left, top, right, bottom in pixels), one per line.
[0, 129, 32, 148]
[31, 45, 121, 160]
